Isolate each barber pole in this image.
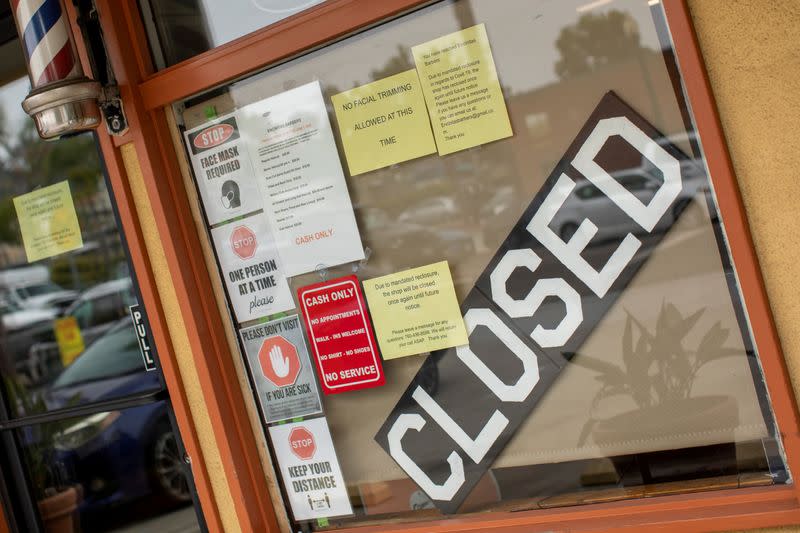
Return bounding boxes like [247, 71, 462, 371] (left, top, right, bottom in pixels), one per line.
[12, 0, 102, 139]
[12, 0, 80, 88]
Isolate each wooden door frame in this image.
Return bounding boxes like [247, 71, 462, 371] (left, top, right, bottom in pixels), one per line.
[69, 0, 800, 531]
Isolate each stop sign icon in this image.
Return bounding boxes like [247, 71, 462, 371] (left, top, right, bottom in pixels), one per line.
[230, 225, 257, 259]
[289, 426, 316, 460]
[259, 336, 301, 388]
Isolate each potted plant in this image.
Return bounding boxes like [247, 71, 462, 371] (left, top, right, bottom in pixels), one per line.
[575, 302, 742, 479]
[8, 379, 81, 532]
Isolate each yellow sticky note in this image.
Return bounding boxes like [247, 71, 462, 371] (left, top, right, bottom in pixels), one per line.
[412, 23, 513, 155]
[331, 69, 436, 175]
[363, 261, 468, 359]
[14, 181, 83, 263]
[54, 316, 85, 366]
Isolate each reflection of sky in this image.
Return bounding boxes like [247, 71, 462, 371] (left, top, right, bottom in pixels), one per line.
[470, 0, 663, 94]
[201, 0, 662, 98]
[0, 76, 31, 161]
[199, 0, 325, 47]
[0, 77, 30, 134]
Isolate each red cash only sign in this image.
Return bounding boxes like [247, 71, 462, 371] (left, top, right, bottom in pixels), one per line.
[298, 275, 385, 394]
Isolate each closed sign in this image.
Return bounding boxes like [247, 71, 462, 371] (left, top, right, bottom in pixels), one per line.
[376, 92, 702, 513]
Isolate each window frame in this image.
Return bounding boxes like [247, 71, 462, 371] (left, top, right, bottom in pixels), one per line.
[86, 0, 800, 531]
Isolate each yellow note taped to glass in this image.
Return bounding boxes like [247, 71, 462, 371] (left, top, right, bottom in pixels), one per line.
[14, 181, 83, 263]
[412, 23, 513, 155]
[363, 261, 468, 359]
[332, 69, 436, 175]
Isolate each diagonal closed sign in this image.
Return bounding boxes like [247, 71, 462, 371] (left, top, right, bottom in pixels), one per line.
[375, 92, 703, 514]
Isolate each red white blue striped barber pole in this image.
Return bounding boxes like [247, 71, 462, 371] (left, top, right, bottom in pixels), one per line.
[12, 0, 79, 88]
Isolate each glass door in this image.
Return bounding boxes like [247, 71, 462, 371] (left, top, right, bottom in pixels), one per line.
[0, 31, 206, 533]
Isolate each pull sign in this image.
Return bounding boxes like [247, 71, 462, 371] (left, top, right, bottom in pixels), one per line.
[375, 92, 700, 513]
[129, 304, 156, 372]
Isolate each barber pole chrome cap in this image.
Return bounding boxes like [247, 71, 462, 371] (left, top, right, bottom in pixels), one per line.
[13, 0, 101, 139]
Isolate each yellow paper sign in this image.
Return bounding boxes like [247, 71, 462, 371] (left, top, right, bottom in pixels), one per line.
[13, 181, 83, 263]
[363, 261, 468, 359]
[331, 69, 436, 175]
[54, 316, 85, 366]
[412, 23, 513, 155]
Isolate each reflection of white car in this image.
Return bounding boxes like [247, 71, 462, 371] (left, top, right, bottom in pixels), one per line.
[552, 166, 709, 242]
[0, 299, 57, 331]
[3, 281, 78, 311]
[551, 174, 661, 241]
[65, 278, 136, 347]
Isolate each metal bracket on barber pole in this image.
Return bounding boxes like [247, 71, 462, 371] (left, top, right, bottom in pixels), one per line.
[99, 85, 128, 136]
[11, 0, 116, 139]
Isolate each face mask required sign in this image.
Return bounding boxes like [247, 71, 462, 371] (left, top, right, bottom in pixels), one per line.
[375, 92, 702, 513]
[240, 314, 322, 423]
[270, 417, 353, 521]
[184, 114, 263, 225]
[188, 81, 366, 278]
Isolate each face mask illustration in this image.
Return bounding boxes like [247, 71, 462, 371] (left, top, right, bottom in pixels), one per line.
[221, 180, 241, 209]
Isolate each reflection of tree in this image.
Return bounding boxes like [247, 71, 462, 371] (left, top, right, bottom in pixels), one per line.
[370, 45, 414, 81]
[554, 10, 656, 80]
[0, 108, 102, 246]
[6, 121, 100, 196]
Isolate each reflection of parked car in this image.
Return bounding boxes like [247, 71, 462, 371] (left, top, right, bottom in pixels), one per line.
[46, 318, 189, 520]
[524, 133, 711, 243]
[0, 299, 57, 332]
[552, 174, 661, 242]
[397, 196, 460, 225]
[0, 266, 77, 311]
[2, 281, 77, 311]
[64, 278, 135, 347]
[550, 166, 709, 243]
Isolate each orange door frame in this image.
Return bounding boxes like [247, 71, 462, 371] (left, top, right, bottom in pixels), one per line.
[58, 0, 800, 532]
[60, 2, 229, 532]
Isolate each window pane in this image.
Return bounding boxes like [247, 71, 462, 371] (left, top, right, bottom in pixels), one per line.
[175, 0, 789, 528]
[13, 404, 199, 532]
[0, 76, 160, 418]
[140, 0, 326, 68]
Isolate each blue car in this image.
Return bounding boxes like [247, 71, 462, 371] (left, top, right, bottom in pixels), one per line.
[45, 318, 191, 520]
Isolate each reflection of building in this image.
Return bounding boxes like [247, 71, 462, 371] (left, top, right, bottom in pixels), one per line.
[508, 51, 684, 199]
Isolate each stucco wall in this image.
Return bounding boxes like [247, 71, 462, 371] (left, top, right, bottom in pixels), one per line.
[688, 0, 800, 396]
[687, 0, 800, 530]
